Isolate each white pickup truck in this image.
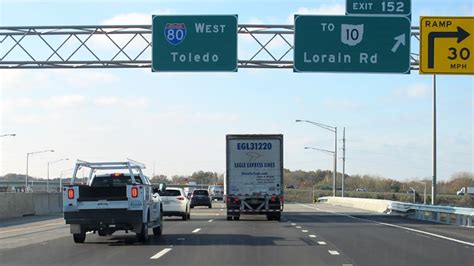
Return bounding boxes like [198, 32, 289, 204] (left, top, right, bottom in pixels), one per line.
[63, 160, 164, 243]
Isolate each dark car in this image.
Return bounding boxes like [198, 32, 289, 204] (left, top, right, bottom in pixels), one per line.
[190, 189, 212, 208]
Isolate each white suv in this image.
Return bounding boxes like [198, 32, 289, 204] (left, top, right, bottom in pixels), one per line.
[159, 187, 191, 221]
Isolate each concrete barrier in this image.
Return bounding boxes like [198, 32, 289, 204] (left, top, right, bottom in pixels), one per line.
[319, 196, 392, 213]
[0, 192, 62, 219]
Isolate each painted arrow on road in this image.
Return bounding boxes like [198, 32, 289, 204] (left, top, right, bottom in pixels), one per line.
[428, 26, 470, 68]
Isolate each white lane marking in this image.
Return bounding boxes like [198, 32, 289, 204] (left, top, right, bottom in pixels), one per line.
[302, 230, 308, 233]
[215, 213, 220, 216]
[343, 264, 353, 266]
[220, 209, 224, 211]
[150, 248, 172, 260]
[86, 232, 93, 235]
[317, 241, 327, 245]
[296, 226, 302, 229]
[297, 203, 474, 247]
[192, 228, 201, 233]
[291, 223, 296, 226]
[0, 222, 65, 234]
[309, 235, 317, 238]
[208, 219, 214, 222]
[328, 250, 340, 255]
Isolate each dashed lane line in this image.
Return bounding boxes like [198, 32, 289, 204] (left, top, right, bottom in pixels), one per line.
[297, 203, 474, 247]
[291, 223, 296, 226]
[317, 241, 327, 245]
[150, 248, 172, 260]
[296, 226, 302, 229]
[302, 230, 308, 233]
[192, 228, 201, 233]
[208, 219, 214, 222]
[328, 250, 340, 255]
[309, 235, 317, 238]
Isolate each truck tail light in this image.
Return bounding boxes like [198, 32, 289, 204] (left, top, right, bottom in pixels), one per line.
[271, 196, 276, 202]
[279, 196, 284, 202]
[177, 196, 185, 200]
[131, 186, 138, 198]
[233, 198, 239, 203]
[67, 188, 75, 199]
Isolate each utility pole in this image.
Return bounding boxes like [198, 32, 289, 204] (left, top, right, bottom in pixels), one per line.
[432, 75, 437, 205]
[341, 127, 346, 198]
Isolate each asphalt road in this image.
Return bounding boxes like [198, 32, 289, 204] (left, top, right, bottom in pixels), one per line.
[0, 202, 472, 266]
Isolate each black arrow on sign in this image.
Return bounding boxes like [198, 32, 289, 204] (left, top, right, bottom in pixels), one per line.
[428, 26, 470, 69]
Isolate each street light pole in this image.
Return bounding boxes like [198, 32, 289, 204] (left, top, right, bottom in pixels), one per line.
[47, 158, 69, 193]
[25, 149, 54, 191]
[296, 119, 338, 197]
[304, 146, 336, 196]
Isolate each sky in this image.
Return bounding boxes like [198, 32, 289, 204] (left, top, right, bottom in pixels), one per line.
[0, 0, 473, 182]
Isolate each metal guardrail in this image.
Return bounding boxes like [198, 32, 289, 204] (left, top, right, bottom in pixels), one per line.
[388, 202, 474, 227]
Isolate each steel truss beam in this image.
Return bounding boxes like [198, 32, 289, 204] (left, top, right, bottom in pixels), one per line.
[0, 24, 419, 69]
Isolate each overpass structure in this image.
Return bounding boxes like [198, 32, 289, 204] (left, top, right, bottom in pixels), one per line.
[0, 24, 420, 69]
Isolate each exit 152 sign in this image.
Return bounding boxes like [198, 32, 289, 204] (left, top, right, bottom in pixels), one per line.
[420, 17, 473, 75]
[346, 0, 411, 17]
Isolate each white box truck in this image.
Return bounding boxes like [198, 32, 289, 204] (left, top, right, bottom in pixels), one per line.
[225, 134, 284, 221]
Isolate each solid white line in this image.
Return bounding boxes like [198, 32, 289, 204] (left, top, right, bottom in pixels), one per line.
[208, 219, 214, 222]
[317, 241, 327, 245]
[297, 203, 474, 247]
[150, 248, 172, 260]
[192, 228, 201, 233]
[328, 250, 340, 255]
[309, 235, 317, 238]
[302, 230, 308, 233]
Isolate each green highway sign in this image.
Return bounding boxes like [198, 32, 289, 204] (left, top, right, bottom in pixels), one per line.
[152, 15, 238, 72]
[294, 15, 411, 73]
[346, 0, 411, 17]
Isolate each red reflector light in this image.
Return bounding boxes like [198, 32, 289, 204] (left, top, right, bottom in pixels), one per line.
[233, 198, 239, 203]
[131, 187, 138, 198]
[176, 196, 185, 200]
[271, 196, 276, 202]
[67, 189, 74, 199]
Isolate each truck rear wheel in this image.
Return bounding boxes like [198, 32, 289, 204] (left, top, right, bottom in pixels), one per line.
[233, 216, 240, 221]
[73, 233, 86, 243]
[136, 223, 149, 242]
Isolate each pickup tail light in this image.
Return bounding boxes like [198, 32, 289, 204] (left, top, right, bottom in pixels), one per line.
[176, 196, 185, 201]
[131, 186, 138, 198]
[67, 188, 75, 199]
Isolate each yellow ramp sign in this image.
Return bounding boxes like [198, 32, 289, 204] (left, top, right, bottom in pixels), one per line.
[420, 17, 473, 75]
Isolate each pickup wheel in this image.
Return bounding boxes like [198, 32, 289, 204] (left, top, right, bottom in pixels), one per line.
[73, 233, 86, 243]
[208, 204, 212, 209]
[152, 226, 162, 236]
[98, 229, 107, 237]
[136, 223, 149, 242]
[274, 212, 281, 221]
[182, 212, 188, 221]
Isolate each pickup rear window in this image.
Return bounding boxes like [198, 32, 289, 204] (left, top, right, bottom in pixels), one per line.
[158, 189, 181, 196]
[91, 175, 143, 187]
[193, 190, 209, 196]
